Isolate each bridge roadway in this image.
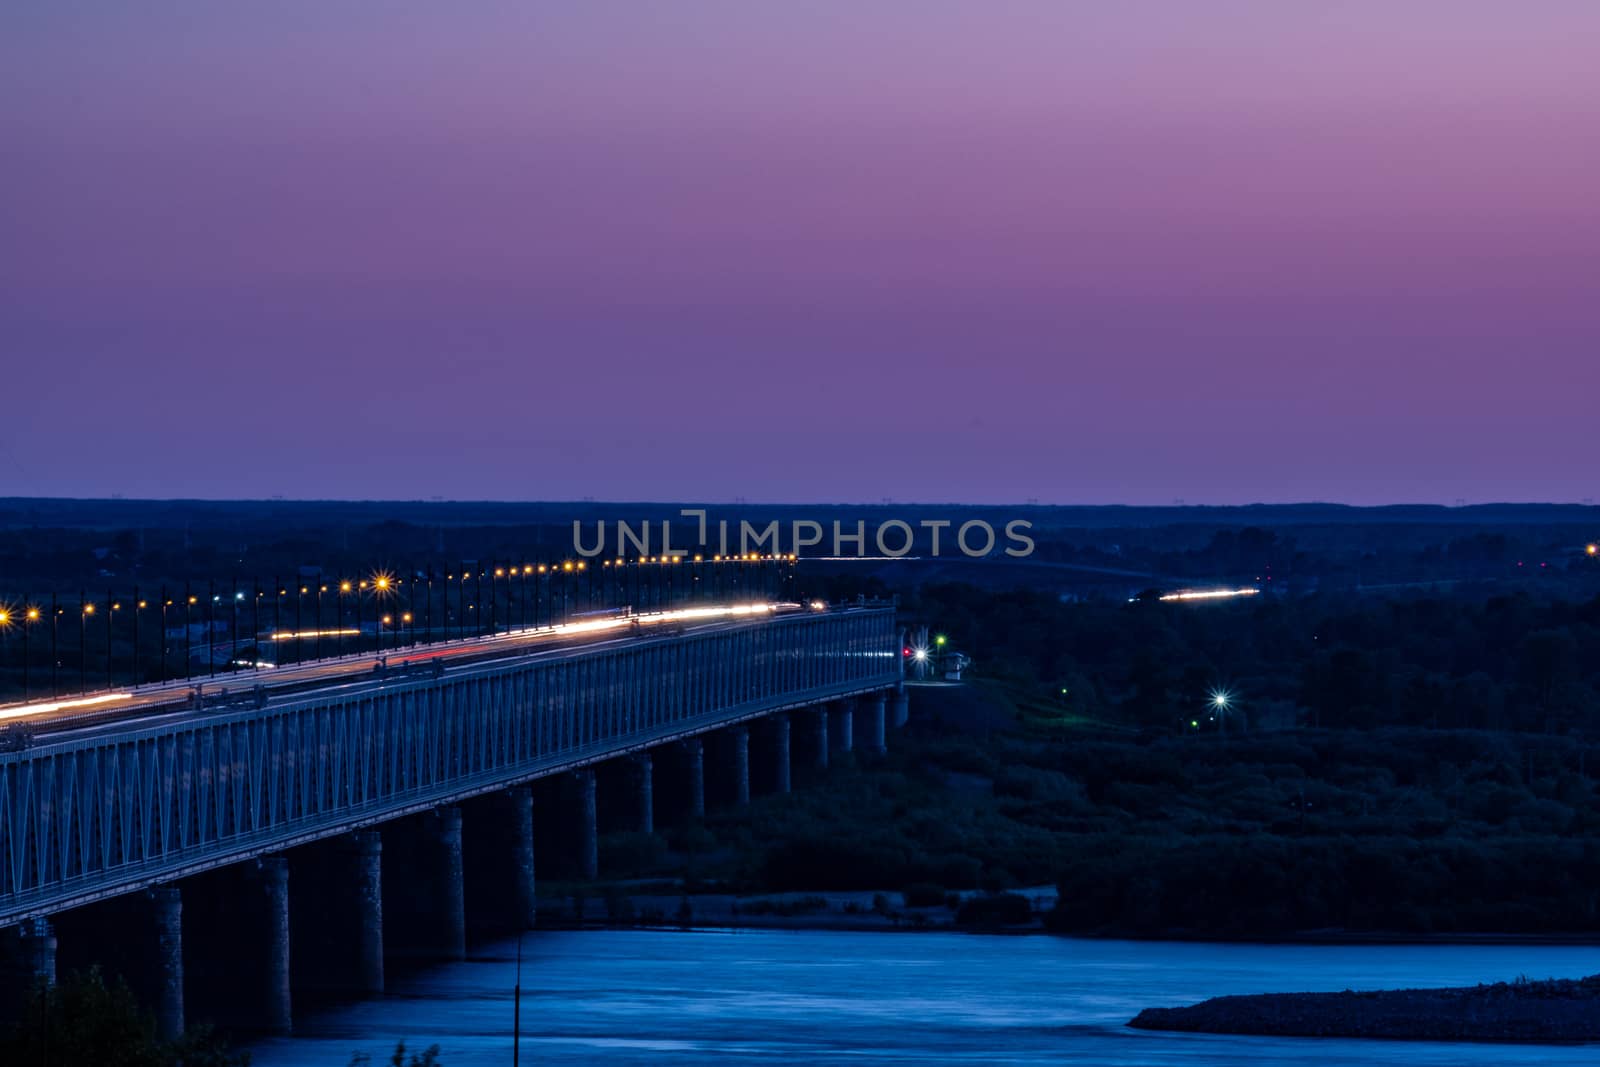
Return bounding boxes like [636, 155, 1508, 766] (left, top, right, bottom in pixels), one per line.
[0, 600, 799, 733]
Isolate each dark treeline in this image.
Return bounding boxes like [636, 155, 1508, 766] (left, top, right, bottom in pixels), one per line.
[641, 577, 1600, 938]
[3, 500, 1596, 598]
[856, 581, 1600, 736]
[669, 718, 1600, 938]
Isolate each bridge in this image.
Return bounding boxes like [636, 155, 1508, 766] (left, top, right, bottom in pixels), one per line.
[0, 602, 907, 1036]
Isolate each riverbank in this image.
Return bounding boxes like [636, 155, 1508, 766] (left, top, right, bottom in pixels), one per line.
[535, 886, 1600, 945]
[1129, 974, 1600, 1043]
[534, 886, 1057, 932]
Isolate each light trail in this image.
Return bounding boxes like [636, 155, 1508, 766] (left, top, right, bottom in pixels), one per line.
[1157, 588, 1260, 602]
[1, 693, 133, 723]
[0, 601, 789, 727]
[268, 628, 362, 641]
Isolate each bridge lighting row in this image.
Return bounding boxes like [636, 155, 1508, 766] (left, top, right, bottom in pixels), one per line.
[0, 555, 797, 703]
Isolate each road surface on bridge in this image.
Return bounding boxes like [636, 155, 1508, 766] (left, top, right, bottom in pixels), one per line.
[0, 600, 795, 735]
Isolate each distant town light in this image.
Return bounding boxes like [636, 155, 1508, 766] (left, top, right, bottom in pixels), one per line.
[1159, 588, 1260, 602]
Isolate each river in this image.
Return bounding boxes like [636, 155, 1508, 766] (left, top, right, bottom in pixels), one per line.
[249, 929, 1599, 1065]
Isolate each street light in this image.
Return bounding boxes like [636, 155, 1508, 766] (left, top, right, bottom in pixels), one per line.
[372, 572, 394, 651]
[1208, 687, 1234, 735]
[0, 606, 10, 701]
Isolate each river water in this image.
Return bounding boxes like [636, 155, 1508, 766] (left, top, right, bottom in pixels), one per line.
[249, 929, 1599, 1065]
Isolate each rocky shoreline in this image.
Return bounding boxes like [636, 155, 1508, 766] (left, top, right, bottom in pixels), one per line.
[1129, 974, 1600, 1043]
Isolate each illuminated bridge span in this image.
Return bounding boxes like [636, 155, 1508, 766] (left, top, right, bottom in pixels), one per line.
[0, 605, 907, 1036]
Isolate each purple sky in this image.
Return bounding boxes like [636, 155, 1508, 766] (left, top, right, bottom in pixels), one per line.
[4, 2, 1597, 504]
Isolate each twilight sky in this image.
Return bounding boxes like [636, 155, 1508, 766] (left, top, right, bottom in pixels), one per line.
[3, 2, 1597, 504]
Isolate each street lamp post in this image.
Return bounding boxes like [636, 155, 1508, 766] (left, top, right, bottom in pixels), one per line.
[131, 588, 141, 688]
[490, 564, 500, 635]
[338, 581, 352, 657]
[406, 569, 416, 648]
[79, 592, 92, 694]
[159, 587, 169, 683]
[22, 605, 40, 700]
[207, 581, 217, 679]
[106, 589, 115, 691]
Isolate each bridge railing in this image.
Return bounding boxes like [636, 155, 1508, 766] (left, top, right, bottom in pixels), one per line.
[0, 607, 899, 924]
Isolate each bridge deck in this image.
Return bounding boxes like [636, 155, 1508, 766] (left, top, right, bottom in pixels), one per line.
[0, 606, 900, 925]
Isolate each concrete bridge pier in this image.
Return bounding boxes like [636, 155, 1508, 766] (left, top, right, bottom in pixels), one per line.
[774, 714, 792, 793]
[636, 754, 655, 836]
[50, 886, 185, 1036]
[258, 856, 292, 1034]
[510, 788, 538, 929]
[426, 808, 467, 961]
[352, 832, 385, 992]
[684, 738, 705, 820]
[834, 701, 854, 756]
[892, 685, 910, 729]
[149, 887, 185, 1040]
[733, 726, 751, 806]
[463, 788, 538, 935]
[814, 706, 829, 770]
[578, 769, 599, 879]
[288, 831, 383, 997]
[179, 856, 292, 1033]
[384, 808, 465, 962]
[862, 693, 887, 754]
